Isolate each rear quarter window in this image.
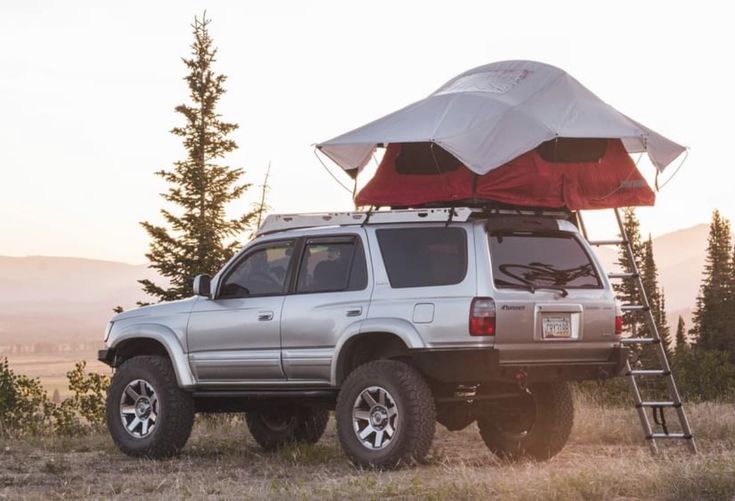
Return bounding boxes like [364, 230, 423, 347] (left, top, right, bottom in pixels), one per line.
[377, 227, 467, 288]
[488, 232, 601, 290]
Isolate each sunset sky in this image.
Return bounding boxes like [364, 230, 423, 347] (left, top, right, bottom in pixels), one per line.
[1, 1, 733, 263]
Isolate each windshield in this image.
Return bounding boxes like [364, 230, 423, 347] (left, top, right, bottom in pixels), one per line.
[488, 232, 601, 290]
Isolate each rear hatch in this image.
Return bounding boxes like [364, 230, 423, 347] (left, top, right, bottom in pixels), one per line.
[486, 216, 617, 364]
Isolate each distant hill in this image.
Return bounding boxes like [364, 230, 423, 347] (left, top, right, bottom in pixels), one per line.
[0, 224, 715, 348]
[0, 256, 159, 347]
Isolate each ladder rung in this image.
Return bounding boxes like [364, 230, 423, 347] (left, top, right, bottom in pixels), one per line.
[627, 369, 670, 376]
[588, 239, 627, 246]
[607, 272, 639, 279]
[636, 401, 681, 408]
[647, 433, 693, 440]
[621, 337, 660, 345]
[621, 304, 650, 312]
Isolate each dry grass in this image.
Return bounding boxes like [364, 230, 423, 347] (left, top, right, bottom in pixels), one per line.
[1, 398, 735, 500]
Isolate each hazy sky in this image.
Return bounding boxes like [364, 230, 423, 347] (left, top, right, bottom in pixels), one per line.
[1, 1, 733, 263]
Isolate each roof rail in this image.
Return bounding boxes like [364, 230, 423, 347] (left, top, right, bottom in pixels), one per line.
[256, 207, 478, 236]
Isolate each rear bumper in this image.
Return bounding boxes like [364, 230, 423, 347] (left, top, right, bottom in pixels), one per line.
[410, 346, 628, 383]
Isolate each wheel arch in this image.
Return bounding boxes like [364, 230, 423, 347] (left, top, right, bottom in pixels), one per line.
[108, 324, 195, 388]
[332, 318, 426, 386]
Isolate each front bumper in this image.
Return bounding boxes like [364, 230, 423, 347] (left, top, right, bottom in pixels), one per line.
[410, 346, 628, 383]
[98, 348, 116, 367]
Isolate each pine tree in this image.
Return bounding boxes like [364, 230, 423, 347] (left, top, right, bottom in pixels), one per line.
[251, 163, 272, 234]
[658, 288, 672, 357]
[636, 235, 670, 362]
[690, 210, 733, 354]
[614, 208, 645, 335]
[675, 315, 687, 353]
[139, 14, 255, 302]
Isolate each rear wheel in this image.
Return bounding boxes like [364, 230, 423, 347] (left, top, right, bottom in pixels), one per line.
[106, 355, 195, 458]
[246, 407, 329, 450]
[477, 381, 573, 461]
[336, 360, 436, 469]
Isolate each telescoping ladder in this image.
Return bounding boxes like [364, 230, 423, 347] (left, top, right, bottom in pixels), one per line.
[579, 208, 697, 455]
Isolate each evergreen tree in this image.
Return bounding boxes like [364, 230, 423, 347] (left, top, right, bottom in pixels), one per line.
[690, 210, 733, 355]
[139, 14, 255, 302]
[675, 315, 687, 353]
[251, 163, 272, 234]
[658, 287, 672, 357]
[635, 235, 670, 362]
[614, 208, 645, 335]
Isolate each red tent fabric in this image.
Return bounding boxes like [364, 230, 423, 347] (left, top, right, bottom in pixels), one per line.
[355, 139, 655, 210]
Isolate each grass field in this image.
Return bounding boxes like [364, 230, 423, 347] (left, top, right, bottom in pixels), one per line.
[1, 398, 735, 500]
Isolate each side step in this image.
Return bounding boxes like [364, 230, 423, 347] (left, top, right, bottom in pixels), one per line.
[627, 369, 670, 376]
[648, 433, 693, 440]
[621, 337, 660, 345]
[608, 272, 639, 279]
[588, 239, 627, 246]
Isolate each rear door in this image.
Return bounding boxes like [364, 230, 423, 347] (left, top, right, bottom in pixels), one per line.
[280, 233, 372, 382]
[487, 228, 616, 364]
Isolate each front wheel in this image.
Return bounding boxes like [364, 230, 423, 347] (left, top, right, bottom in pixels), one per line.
[335, 360, 436, 469]
[106, 355, 195, 458]
[477, 381, 574, 461]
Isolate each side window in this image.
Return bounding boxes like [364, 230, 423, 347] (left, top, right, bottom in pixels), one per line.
[296, 238, 367, 293]
[377, 227, 467, 288]
[219, 241, 294, 298]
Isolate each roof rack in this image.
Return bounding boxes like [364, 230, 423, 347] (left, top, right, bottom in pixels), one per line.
[256, 207, 478, 236]
[256, 205, 576, 236]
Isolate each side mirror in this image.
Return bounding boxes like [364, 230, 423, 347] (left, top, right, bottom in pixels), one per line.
[193, 274, 211, 297]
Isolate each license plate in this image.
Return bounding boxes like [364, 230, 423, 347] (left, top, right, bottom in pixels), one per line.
[543, 316, 571, 339]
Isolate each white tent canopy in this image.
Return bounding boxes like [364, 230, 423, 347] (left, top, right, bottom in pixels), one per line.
[317, 60, 685, 176]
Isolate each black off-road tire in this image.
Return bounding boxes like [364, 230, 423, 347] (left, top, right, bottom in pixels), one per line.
[335, 360, 436, 469]
[106, 355, 195, 458]
[294, 409, 330, 444]
[477, 381, 574, 461]
[247, 408, 329, 450]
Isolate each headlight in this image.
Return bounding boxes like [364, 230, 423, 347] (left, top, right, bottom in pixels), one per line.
[104, 321, 114, 342]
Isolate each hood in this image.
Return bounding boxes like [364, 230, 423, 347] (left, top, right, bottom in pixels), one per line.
[112, 296, 198, 322]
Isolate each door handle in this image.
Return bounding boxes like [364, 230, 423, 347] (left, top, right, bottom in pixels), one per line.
[346, 308, 363, 317]
[258, 311, 274, 321]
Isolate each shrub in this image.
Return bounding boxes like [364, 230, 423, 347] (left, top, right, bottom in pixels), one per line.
[672, 349, 735, 402]
[0, 358, 56, 436]
[0, 358, 110, 437]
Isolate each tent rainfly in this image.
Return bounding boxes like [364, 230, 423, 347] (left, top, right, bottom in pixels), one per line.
[316, 60, 685, 210]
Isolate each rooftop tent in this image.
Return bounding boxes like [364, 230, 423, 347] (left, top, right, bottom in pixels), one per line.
[355, 139, 655, 210]
[316, 60, 685, 209]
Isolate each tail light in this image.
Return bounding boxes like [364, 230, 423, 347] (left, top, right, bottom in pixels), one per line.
[470, 297, 496, 336]
[615, 303, 624, 335]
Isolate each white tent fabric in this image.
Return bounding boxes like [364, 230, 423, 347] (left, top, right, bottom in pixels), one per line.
[317, 60, 685, 175]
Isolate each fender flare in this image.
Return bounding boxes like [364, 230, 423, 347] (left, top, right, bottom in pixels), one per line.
[109, 323, 196, 388]
[330, 317, 426, 385]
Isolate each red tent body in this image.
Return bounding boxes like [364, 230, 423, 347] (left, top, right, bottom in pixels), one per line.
[355, 139, 655, 210]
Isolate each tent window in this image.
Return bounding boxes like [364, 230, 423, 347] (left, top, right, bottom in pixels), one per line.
[394, 143, 462, 175]
[537, 138, 608, 163]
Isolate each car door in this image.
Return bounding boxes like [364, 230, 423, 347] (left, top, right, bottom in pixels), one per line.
[187, 239, 296, 383]
[280, 233, 372, 382]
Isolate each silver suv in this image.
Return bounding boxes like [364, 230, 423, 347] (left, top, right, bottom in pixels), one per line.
[99, 207, 626, 468]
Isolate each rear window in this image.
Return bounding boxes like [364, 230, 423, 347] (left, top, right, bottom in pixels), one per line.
[488, 233, 601, 290]
[377, 227, 467, 288]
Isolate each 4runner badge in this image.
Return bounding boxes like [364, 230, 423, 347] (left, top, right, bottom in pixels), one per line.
[501, 305, 526, 311]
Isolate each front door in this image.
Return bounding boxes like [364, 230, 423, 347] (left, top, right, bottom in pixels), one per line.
[187, 240, 296, 382]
